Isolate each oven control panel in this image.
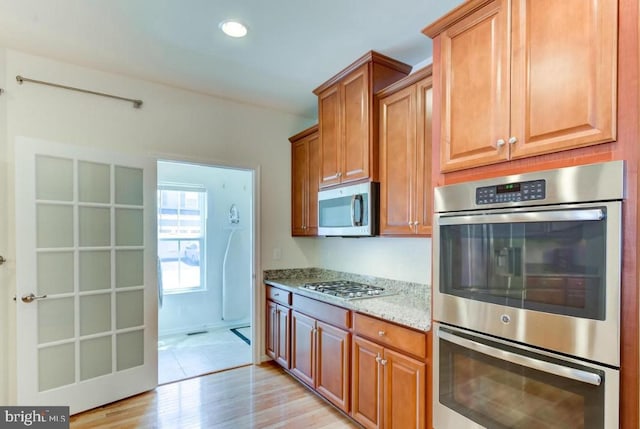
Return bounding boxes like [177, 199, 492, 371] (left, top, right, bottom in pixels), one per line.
[476, 179, 546, 204]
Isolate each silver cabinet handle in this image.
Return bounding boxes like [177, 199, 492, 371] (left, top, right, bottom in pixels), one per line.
[438, 328, 602, 386]
[508, 136, 518, 144]
[380, 359, 387, 366]
[378, 330, 385, 337]
[375, 353, 382, 364]
[21, 293, 48, 303]
[496, 139, 506, 148]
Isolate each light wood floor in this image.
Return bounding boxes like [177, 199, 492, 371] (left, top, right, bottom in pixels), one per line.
[70, 362, 359, 428]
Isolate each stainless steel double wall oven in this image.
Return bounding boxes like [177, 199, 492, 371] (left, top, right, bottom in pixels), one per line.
[432, 161, 624, 429]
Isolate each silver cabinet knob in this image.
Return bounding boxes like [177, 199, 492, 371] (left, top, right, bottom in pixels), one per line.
[508, 136, 518, 144]
[413, 221, 419, 226]
[496, 139, 506, 148]
[375, 353, 382, 364]
[380, 359, 388, 366]
[378, 330, 385, 337]
[21, 293, 47, 303]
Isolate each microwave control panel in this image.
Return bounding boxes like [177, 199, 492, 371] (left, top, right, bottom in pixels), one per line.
[476, 179, 546, 204]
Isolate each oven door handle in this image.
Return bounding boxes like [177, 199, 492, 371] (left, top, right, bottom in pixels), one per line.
[438, 328, 602, 386]
[438, 208, 605, 225]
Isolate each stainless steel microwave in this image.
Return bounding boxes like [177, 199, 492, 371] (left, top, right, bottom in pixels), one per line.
[317, 182, 379, 236]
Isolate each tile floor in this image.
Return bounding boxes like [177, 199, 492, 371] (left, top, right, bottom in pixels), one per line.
[158, 326, 252, 385]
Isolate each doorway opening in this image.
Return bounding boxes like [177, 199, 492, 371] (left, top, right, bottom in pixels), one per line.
[156, 160, 254, 384]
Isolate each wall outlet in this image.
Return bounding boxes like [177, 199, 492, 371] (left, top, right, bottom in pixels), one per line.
[272, 247, 282, 260]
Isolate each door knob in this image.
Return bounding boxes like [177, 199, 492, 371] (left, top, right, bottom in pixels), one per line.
[508, 136, 518, 144]
[496, 139, 506, 148]
[21, 293, 47, 303]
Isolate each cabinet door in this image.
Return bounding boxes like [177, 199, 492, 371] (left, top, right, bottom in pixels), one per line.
[266, 301, 277, 360]
[290, 311, 315, 387]
[352, 336, 384, 429]
[383, 349, 425, 429]
[318, 85, 342, 188]
[306, 133, 320, 234]
[291, 140, 308, 236]
[275, 306, 291, 369]
[509, 0, 617, 159]
[342, 64, 371, 184]
[438, 0, 510, 172]
[316, 321, 350, 412]
[379, 84, 416, 236]
[414, 76, 433, 236]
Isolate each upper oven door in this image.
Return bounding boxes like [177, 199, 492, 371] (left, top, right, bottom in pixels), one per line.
[433, 201, 622, 367]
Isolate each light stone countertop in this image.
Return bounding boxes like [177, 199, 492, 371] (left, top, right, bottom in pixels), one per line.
[264, 268, 431, 332]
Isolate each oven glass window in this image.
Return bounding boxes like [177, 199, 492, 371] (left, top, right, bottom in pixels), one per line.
[439, 209, 606, 320]
[440, 334, 604, 429]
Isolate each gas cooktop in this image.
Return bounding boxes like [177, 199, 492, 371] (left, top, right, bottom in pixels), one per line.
[301, 280, 393, 300]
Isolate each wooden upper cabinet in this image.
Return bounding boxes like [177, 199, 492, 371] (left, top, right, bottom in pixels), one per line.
[423, 0, 618, 172]
[290, 125, 319, 236]
[314, 51, 412, 189]
[378, 67, 433, 236]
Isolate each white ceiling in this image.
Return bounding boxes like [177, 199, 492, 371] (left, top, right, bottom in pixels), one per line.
[0, 0, 464, 119]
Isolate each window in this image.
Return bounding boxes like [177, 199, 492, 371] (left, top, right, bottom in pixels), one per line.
[158, 186, 206, 293]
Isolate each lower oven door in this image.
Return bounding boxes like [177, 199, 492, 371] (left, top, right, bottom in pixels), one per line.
[433, 322, 619, 429]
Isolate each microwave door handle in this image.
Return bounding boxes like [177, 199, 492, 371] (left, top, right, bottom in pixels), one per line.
[351, 194, 364, 226]
[439, 208, 605, 226]
[437, 328, 602, 386]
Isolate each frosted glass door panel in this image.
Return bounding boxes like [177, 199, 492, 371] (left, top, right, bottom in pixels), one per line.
[36, 204, 73, 248]
[115, 208, 143, 246]
[38, 298, 74, 344]
[79, 251, 111, 291]
[115, 166, 143, 205]
[80, 294, 111, 336]
[78, 161, 110, 203]
[79, 207, 111, 247]
[117, 330, 144, 371]
[39, 343, 75, 391]
[37, 252, 74, 295]
[115, 250, 144, 288]
[36, 156, 73, 201]
[80, 336, 112, 381]
[116, 290, 144, 329]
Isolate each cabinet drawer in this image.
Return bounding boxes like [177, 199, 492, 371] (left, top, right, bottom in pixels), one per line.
[292, 294, 350, 330]
[353, 313, 426, 360]
[266, 285, 291, 306]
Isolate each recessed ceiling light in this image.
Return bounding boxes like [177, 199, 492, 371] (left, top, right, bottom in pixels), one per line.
[219, 20, 248, 38]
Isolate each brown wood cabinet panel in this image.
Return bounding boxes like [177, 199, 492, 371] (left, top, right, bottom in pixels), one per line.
[353, 313, 426, 360]
[509, 0, 617, 160]
[342, 64, 370, 184]
[292, 294, 350, 329]
[414, 77, 433, 236]
[316, 321, 351, 412]
[290, 311, 316, 387]
[318, 86, 342, 187]
[436, 0, 510, 172]
[266, 285, 291, 306]
[352, 336, 384, 429]
[378, 67, 433, 236]
[266, 300, 277, 360]
[275, 306, 291, 368]
[290, 125, 319, 236]
[379, 84, 415, 235]
[383, 348, 426, 429]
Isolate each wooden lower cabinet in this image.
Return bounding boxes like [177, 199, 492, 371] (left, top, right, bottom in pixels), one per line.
[266, 300, 291, 369]
[352, 317, 427, 429]
[290, 310, 350, 412]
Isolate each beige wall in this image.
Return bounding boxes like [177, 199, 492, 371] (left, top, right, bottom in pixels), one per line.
[313, 237, 431, 284]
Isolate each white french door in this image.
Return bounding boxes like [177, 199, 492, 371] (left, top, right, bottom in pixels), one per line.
[15, 136, 157, 414]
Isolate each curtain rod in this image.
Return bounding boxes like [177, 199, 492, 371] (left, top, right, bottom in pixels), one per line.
[16, 75, 143, 108]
